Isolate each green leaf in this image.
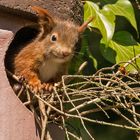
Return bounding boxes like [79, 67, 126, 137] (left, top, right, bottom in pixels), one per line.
[84, 1, 115, 44]
[100, 31, 140, 72]
[104, 0, 138, 35]
[112, 31, 138, 46]
[81, 33, 98, 74]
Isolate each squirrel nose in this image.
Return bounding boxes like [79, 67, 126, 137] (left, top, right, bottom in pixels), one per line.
[62, 51, 71, 57]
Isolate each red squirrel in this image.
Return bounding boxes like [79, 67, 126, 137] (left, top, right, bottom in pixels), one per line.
[5, 6, 93, 92]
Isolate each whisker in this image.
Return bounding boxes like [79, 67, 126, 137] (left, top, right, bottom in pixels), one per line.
[82, 34, 88, 37]
[74, 51, 84, 55]
[72, 55, 84, 63]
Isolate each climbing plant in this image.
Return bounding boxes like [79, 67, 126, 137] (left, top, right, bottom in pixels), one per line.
[83, 0, 140, 72]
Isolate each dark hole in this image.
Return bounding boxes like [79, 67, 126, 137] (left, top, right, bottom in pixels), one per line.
[5, 24, 40, 72]
[4, 24, 40, 101]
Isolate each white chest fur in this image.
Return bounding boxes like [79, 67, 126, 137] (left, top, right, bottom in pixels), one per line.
[39, 59, 61, 82]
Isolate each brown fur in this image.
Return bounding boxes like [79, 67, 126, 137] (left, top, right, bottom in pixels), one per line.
[5, 6, 93, 92]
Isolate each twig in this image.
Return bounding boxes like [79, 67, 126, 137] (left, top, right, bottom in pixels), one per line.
[132, 105, 140, 126]
[26, 89, 41, 129]
[6, 54, 140, 139]
[38, 91, 52, 140]
[53, 87, 70, 140]
[106, 54, 140, 87]
[62, 77, 95, 140]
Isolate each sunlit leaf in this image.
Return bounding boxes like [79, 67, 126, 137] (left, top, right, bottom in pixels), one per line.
[104, 0, 138, 35]
[100, 31, 140, 72]
[84, 1, 115, 44]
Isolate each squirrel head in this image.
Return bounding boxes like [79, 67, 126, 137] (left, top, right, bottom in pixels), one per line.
[31, 6, 93, 63]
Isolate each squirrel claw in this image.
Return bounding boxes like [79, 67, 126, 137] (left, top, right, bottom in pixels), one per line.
[27, 79, 54, 93]
[44, 83, 54, 92]
[28, 80, 42, 94]
[28, 84, 41, 94]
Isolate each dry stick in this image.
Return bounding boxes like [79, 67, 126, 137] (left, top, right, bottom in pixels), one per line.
[54, 86, 87, 140]
[112, 94, 139, 128]
[127, 107, 140, 119]
[107, 94, 136, 123]
[98, 72, 105, 87]
[65, 86, 101, 96]
[66, 87, 126, 97]
[6, 58, 140, 136]
[116, 77, 140, 121]
[63, 75, 97, 79]
[63, 96, 91, 103]
[34, 77, 139, 131]
[38, 94, 48, 140]
[6, 69, 20, 81]
[38, 92, 55, 140]
[68, 97, 102, 113]
[26, 89, 41, 129]
[106, 54, 140, 87]
[125, 74, 138, 82]
[17, 86, 24, 97]
[64, 75, 120, 94]
[34, 94, 140, 131]
[60, 61, 88, 87]
[94, 102, 110, 118]
[64, 81, 90, 89]
[64, 76, 94, 91]
[12, 57, 139, 134]
[112, 108, 139, 128]
[62, 78, 96, 140]
[46, 92, 55, 116]
[67, 131, 81, 140]
[53, 87, 70, 140]
[102, 55, 140, 128]
[94, 67, 115, 76]
[136, 133, 140, 140]
[115, 76, 138, 98]
[63, 80, 140, 131]
[65, 75, 118, 87]
[35, 94, 66, 115]
[63, 74, 120, 87]
[67, 83, 139, 114]
[122, 96, 140, 119]
[78, 77, 98, 90]
[23, 101, 31, 106]
[123, 96, 129, 108]
[132, 105, 140, 126]
[45, 131, 52, 140]
[80, 104, 120, 116]
[135, 0, 140, 9]
[77, 61, 88, 74]
[79, 67, 114, 89]
[45, 92, 55, 140]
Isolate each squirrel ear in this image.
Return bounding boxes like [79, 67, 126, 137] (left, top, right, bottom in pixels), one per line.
[31, 6, 54, 24]
[78, 17, 93, 33]
[31, 6, 55, 39]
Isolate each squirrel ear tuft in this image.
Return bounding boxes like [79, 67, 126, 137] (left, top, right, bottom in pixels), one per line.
[31, 6, 54, 23]
[31, 6, 52, 20]
[31, 6, 55, 38]
[31, 6, 49, 17]
[78, 17, 93, 33]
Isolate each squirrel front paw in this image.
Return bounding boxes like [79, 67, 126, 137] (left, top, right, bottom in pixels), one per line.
[28, 78, 43, 93]
[43, 83, 54, 92]
[28, 79, 54, 93]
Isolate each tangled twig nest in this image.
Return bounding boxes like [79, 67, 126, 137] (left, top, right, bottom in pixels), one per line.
[7, 54, 140, 140]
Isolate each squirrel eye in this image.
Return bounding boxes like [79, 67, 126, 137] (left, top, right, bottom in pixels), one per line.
[50, 34, 57, 42]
